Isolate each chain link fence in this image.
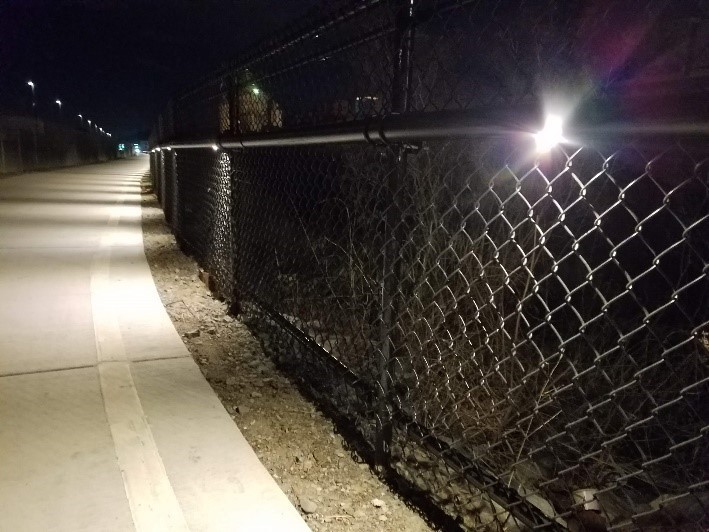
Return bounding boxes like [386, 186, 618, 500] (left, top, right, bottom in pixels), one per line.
[0, 114, 114, 174]
[150, 1, 709, 529]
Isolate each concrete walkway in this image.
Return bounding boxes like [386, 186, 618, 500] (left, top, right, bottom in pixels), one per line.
[0, 159, 309, 532]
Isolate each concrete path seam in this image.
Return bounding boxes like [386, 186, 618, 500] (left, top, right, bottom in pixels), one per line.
[91, 187, 190, 532]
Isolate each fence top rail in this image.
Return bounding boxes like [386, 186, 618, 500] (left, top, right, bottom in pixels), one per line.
[153, 107, 709, 151]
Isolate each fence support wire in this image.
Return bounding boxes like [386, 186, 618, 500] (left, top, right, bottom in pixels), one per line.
[150, 1, 709, 530]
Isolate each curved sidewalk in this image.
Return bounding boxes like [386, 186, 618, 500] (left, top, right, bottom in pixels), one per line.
[0, 158, 309, 531]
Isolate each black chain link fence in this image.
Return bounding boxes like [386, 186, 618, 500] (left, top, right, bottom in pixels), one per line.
[150, 1, 709, 530]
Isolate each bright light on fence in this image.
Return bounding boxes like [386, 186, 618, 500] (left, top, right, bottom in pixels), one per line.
[534, 114, 564, 153]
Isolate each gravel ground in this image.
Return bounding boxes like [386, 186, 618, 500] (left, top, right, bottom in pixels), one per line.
[141, 182, 437, 532]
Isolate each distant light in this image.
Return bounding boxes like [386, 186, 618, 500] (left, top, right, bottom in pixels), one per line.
[211, 144, 219, 151]
[55, 99, 62, 106]
[27, 81, 35, 88]
[534, 114, 564, 153]
[165, 147, 172, 151]
[78, 114, 82, 119]
[251, 86, 260, 95]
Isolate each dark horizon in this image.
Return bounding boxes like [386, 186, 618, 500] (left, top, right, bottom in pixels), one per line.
[0, 0, 318, 140]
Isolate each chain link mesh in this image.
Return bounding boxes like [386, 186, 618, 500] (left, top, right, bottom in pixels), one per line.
[150, 1, 709, 529]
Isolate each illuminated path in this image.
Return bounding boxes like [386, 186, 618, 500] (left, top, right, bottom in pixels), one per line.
[0, 158, 309, 532]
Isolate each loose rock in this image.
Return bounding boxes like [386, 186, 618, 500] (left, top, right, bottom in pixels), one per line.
[299, 497, 318, 514]
[184, 329, 200, 338]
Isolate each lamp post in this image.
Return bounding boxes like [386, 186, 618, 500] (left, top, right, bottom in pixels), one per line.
[55, 100, 62, 115]
[77, 114, 83, 125]
[27, 80, 38, 164]
[26, 81, 38, 166]
[27, 81, 36, 111]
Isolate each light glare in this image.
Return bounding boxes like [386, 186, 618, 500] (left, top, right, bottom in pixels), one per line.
[535, 114, 564, 153]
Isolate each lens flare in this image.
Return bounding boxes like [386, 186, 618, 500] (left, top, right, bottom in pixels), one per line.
[534, 114, 564, 153]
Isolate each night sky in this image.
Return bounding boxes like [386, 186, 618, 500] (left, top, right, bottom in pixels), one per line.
[0, 0, 318, 139]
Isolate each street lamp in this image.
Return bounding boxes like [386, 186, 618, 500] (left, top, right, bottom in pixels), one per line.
[27, 81, 38, 164]
[55, 99, 62, 115]
[77, 114, 83, 125]
[27, 81, 36, 110]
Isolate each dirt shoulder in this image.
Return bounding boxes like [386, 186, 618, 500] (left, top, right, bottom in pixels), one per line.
[140, 185, 436, 532]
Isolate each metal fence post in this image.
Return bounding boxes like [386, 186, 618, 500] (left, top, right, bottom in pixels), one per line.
[228, 72, 244, 313]
[228, 73, 239, 137]
[149, 151, 155, 190]
[170, 149, 178, 230]
[375, 0, 416, 470]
